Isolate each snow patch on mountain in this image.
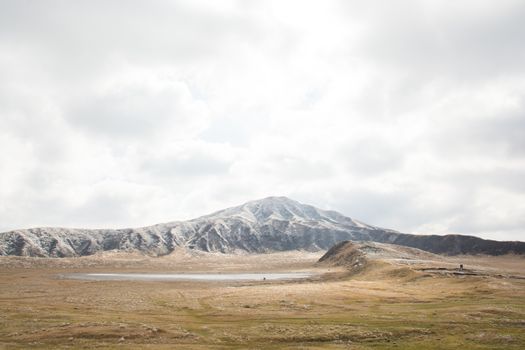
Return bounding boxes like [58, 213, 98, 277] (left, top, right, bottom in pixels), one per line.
[1, 196, 523, 257]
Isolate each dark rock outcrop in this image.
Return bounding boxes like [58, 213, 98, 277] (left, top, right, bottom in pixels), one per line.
[317, 241, 367, 268]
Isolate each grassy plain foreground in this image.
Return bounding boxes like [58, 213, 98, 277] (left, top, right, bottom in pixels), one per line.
[0, 250, 524, 349]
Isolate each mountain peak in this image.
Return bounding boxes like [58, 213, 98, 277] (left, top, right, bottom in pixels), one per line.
[200, 196, 363, 227]
[242, 196, 312, 222]
[244, 196, 300, 208]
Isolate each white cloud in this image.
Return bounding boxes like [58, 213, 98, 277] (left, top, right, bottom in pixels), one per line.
[66, 67, 210, 139]
[0, 0, 524, 242]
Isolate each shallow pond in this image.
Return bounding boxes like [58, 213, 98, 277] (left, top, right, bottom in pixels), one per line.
[62, 272, 313, 282]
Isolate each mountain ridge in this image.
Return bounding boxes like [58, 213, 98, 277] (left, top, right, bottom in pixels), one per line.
[1, 196, 524, 257]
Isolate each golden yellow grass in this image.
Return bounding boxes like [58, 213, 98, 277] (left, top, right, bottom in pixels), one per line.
[0, 251, 524, 349]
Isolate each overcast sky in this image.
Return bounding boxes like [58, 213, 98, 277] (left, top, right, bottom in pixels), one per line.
[1, 0, 524, 241]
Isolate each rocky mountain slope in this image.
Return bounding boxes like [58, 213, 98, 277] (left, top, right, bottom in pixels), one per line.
[317, 240, 441, 270]
[1, 196, 524, 257]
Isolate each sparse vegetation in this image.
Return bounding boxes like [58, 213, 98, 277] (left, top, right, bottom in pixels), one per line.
[0, 251, 524, 349]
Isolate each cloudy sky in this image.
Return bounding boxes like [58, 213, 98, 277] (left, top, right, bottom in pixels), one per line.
[1, 0, 524, 241]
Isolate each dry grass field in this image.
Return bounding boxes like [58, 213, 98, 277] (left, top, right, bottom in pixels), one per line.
[0, 249, 524, 349]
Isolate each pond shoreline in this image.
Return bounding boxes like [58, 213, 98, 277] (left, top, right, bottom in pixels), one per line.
[60, 272, 314, 282]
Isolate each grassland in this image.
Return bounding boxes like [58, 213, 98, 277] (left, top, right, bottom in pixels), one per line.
[0, 250, 524, 349]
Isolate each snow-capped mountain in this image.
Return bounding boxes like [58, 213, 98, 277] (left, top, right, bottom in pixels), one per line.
[0, 196, 523, 257]
[172, 196, 384, 253]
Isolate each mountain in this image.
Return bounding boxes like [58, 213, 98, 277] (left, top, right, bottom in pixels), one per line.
[1, 196, 524, 257]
